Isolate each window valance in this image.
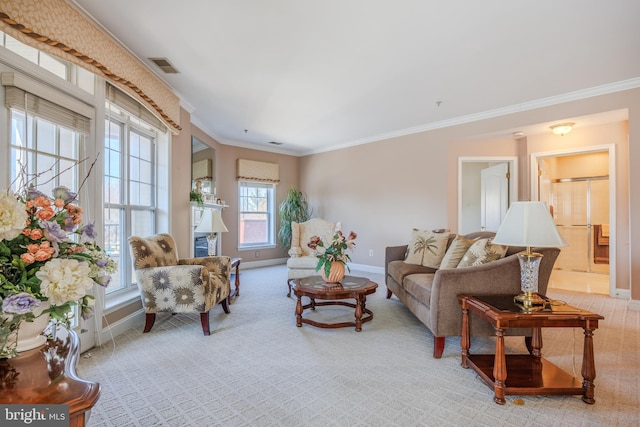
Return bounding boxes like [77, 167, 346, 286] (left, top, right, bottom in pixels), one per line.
[236, 159, 280, 183]
[0, 0, 181, 133]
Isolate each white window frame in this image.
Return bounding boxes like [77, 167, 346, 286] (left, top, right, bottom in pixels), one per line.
[103, 101, 161, 298]
[238, 181, 276, 250]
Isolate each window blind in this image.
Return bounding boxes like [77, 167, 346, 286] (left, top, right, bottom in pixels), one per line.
[106, 83, 166, 131]
[4, 86, 92, 134]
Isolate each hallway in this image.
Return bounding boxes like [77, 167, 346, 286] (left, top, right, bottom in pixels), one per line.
[548, 269, 610, 295]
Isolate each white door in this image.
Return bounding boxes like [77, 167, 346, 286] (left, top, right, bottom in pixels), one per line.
[480, 163, 509, 232]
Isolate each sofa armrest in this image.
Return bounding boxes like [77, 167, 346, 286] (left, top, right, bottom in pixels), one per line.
[288, 246, 303, 257]
[428, 247, 560, 337]
[385, 245, 408, 280]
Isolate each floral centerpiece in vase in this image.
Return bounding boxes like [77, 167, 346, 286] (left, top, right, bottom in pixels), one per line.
[308, 231, 357, 283]
[0, 180, 116, 359]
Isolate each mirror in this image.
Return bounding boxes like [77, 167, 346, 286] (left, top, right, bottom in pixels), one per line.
[191, 136, 216, 201]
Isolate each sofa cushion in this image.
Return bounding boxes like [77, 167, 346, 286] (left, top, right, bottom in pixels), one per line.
[404, 229, 450, 268]
[403, 273, 435, 308]
[388, 260, 437, 287]
[457, 238, 508, 268]
[440, 234, 476, 269]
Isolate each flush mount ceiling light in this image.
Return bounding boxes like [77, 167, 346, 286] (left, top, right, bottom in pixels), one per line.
[550, 122, 575, 136]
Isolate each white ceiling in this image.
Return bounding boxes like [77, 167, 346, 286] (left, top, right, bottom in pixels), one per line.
[73, 1, 640, 155]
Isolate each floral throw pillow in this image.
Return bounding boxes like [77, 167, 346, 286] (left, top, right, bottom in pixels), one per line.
[440, 235, 477, 269]
[456, 238, 508, 268]
[404, 229, 451, 268]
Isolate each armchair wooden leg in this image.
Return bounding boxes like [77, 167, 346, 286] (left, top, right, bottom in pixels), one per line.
[386, 288, 393, 299]
[221, 297, 230, 314]
[143, 313, 156, 333]
[434, 336, 445, 359]
[200, 312, 211, 336]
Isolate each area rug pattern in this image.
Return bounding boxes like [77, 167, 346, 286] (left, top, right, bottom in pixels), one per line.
[78, 265, 639, 426]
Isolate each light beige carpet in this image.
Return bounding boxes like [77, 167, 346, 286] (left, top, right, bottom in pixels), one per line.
[78, 265, 639, 426]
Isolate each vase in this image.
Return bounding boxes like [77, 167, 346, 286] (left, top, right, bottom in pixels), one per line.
[15, 301, 51, 353]
[321, 262, 346, 283]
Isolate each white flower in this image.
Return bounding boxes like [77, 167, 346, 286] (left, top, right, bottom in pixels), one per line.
[0, 190, 28, 240]
[36, 258, 94, 305]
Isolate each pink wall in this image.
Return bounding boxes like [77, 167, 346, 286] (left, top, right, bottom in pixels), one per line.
[173, 87, 640, 302]
[299, 88, 639, 300]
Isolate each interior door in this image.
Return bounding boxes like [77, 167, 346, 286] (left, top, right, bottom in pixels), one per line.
[480, 163, 509, 232]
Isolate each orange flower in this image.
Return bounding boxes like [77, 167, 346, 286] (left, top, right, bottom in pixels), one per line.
[20, 253, 36, 264]
[32, 196, 51, 208]
[36, 207, 55, 220]
[29, 229, 43, 240]
[34, 250, 52, 262]
[27, 244, 40, 254]
[54, 199, 65, 208]
[22, 228, 31, 237]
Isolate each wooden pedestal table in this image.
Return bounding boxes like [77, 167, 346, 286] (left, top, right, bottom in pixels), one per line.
[0, 327, 100, 426]
[458, 294, 603, 405]
[292, 276, 378, 331]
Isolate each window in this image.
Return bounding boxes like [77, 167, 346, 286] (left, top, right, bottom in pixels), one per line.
[104, 101, 159, 295]
[1, 30, 94, 94]
[238, 181, 275, 249]
[6, 79, 92, 329]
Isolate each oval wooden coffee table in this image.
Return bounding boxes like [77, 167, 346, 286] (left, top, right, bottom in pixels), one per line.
[292, 276, 378, 331]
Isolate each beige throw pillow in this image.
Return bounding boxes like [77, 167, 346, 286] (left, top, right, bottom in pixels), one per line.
[440, 235, 476, 269]
[456, 238, 508, 268]
[404, 229, 451, 268]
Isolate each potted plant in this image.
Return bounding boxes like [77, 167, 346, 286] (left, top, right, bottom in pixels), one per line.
[190, 189, 204, 207]
[307, 231, 357, 283]
[278, 187, 311, 250]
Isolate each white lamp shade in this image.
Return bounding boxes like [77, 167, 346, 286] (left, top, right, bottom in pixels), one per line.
[491, 201, 568, 248]
[195, 209, 228, 233]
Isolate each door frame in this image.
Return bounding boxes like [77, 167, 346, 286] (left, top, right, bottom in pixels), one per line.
[530, 144, 616, 297]
[458, 157, 518, 233]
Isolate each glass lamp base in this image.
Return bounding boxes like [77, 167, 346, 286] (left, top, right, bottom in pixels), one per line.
[515, 251, 545, 311]
[206, 235, 218, 256]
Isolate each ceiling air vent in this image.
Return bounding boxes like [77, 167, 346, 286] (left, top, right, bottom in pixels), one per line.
[149, 57, 179, 74]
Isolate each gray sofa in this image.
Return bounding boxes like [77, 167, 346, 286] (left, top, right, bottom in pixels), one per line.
[385, 231, 560, 358]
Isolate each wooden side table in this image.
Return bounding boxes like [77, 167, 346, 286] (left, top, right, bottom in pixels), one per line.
[0, 328, 100, 426]
[458, 294, 604, 405]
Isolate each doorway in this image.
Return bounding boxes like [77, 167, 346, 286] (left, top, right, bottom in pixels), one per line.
[458, 157, 517, 234]
[532, 146, 615, 296]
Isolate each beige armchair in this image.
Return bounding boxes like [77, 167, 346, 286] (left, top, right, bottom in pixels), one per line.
[286, 218, 341, 296]
[128, 233, 231, 335]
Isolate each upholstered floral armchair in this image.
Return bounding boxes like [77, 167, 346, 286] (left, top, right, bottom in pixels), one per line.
[128, 233, 231, 335]
[286, 218, 341, 296]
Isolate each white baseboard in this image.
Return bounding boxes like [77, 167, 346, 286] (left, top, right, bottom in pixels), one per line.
[97, 309, 145, 347]
[629, 299, 640, 312]
[240, 258, 287, 269]
[350, 263, 384, 275]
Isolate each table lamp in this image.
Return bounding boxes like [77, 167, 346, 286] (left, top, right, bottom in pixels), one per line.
[195, 209, 228, 256]
[491, 201, 568, 310]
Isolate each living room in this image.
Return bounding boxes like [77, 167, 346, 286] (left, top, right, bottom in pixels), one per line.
[0, 1, 639, 426]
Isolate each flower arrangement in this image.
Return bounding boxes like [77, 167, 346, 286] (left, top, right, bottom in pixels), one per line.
[307, 231, 357, 277]
[0, 181, 116, 358]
